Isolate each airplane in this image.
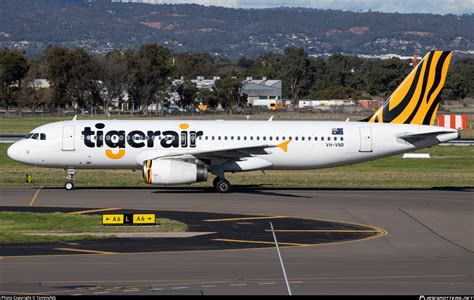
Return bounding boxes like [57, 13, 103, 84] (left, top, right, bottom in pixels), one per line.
[7, 50, 459, 193]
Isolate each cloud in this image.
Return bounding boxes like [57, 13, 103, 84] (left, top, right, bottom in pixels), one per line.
[155, 0, 474, 15]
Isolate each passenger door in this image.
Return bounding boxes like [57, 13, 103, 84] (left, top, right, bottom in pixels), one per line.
[359, 127, 373, 152]
[62, 126, 75, 151]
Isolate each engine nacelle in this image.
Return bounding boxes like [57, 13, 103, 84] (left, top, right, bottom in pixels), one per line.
[143, 159, 207, 185]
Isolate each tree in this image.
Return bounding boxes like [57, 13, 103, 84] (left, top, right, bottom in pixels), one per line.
[45, 46, 73, 108]
[176, 79, 198, 109]
[442, 58, 474, 100]
[134, 44, 175, 114]
[367, 58, 410, 97]
[98, 49, 129, 114]
[174, 52, 217, 79]
[18, 57, 51, 112]
[212, 77, 244, 111]
[0, 48, 29, 112]
[279, 48, 313, 101]
[66, 48, 102, 111]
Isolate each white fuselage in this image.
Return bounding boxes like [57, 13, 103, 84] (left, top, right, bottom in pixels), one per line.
[7, 120, 459, 172]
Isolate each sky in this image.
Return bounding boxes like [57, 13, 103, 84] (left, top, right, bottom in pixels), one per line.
[151, 0, 474, 15]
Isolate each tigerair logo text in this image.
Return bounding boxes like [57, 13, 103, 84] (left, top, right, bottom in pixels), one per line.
[81, 123, 203, 159]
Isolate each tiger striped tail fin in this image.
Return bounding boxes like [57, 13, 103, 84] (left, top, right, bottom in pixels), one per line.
[364, 51, 452, 126]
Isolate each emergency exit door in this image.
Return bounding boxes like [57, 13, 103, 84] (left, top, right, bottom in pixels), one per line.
[62, 125, 75, 151]
[359, 127, 373, 152]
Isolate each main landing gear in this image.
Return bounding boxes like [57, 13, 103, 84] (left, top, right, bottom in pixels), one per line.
[64, 168, 75, 191]
[212, 177, 232, 193]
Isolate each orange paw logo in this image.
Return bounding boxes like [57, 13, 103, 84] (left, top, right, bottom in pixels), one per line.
[105, 149, 126, 159]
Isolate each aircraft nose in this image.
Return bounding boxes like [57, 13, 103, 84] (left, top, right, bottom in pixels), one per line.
[7, 142, 19, 161]
[7, 142, 27, 163]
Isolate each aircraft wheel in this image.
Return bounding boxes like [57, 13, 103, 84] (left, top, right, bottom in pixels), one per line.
[212, 177, 220, 187]
[64, 182, 74, 191]
[215, 179, 231, 193]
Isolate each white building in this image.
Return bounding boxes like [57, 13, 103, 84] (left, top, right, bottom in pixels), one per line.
[299, 99, 356, 109]
[241, 77, 282, 107]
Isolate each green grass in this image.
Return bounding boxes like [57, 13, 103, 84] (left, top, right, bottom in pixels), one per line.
[1, 143, 473, 189]
[0, 212, 187, 243]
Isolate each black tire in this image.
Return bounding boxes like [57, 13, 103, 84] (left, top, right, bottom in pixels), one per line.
[64, 182, 74, 191]
[212, 177, 220, 188]
[215, 179, 231, 193]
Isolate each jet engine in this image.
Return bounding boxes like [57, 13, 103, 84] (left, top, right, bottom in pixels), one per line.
[143, 159, 207, 185]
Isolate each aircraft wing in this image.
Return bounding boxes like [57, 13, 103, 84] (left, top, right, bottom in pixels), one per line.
[154, 140, 290, 162]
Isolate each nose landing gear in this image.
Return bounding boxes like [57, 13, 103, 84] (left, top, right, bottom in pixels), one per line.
[64, 168, 75, 191]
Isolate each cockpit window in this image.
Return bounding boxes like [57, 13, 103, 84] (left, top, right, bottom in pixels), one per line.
[25, 133, 34, 139]
[31, 133, 39, 140]
[40, 133, 46, 140]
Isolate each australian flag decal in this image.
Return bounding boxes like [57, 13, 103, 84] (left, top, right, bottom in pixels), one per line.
[332, 128, 344, 135]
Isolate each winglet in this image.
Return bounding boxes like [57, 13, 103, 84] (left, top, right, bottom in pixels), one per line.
[268, 115, 274, 122]
[72, 115, 77, 121]
[277, 140, 291, 152]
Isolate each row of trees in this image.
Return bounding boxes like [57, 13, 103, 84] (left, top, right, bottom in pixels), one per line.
[1, 45, 473, 114]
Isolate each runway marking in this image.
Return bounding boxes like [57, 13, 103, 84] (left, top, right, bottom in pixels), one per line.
[68, 208, 121, 215]
[204, 216, 288, 222]
[123, 289, 140, 293]
[212, 238, 310, 247]
[93, 292, 110, 295]
[54, 248, 119, 255]
[229, 283, 247, 287]
[201, 285, 217, 288]
[265, 229, 382, 233]
[171, 287, 189, 290]
[28, 186, 43, 207]
[258, 282, 276, 285]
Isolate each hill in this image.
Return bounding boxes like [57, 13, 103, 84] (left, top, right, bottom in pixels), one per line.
[0, 0, 473, 57]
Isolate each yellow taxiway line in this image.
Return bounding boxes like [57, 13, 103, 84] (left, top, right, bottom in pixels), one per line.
[54, 248, 119, 255]
[28, 186, 43, 207]
[204, 216, 288, 222]
[212, 238, 310, 247]
[68, 208, 121, 215]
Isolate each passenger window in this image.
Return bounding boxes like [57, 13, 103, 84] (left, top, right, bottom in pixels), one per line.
[341, 137, 344, 141]
[263, 137, 266, 141]
[276, 136, 279, 141]
[40, 133, 46, 140]
[269, 137, 273, 141]
[321, 137, 324, 141]
[218, 136, 221, 141]
[250, 137, 253, 140]
[308, 137, 311, 141]
[257, 137, 260, 141]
